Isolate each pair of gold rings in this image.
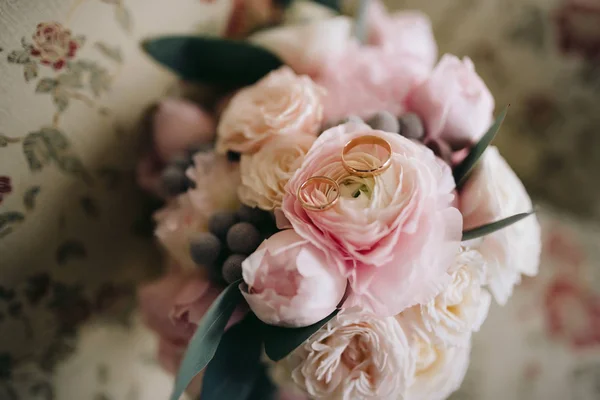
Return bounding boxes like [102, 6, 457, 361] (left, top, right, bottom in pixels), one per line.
[297, 135, 392, 212]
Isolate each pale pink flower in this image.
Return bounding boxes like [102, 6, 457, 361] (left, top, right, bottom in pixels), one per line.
[153, 98, 216, 162]
[459, 147, 541, 304]
[238, 134, 316, 210]
[242, 230, 347, 327]
[138, 263, 244, 372]
[269, 307, 415, 399]
[249, 0, 437, 122]
[155, 153, 239, 269]
[281, 122, 462, 316]
[406, 54, 495, 150]
[216, 67, 324, 154]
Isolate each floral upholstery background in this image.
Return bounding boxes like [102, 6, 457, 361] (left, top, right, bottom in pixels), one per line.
[0, 0, 599, 399]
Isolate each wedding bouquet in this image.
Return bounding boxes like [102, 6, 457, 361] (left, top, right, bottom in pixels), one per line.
[136, 1, 542, 399]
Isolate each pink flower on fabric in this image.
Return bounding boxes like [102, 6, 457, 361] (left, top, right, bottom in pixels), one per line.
[242, 230, 347, 327]
[405, 54, 495, 150]
[281, 122, 462, 316]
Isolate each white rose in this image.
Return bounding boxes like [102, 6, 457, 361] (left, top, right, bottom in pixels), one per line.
[238, 134, 315, 210]
[459, 147, 541, 304]
[404, 330, 471, 400]
[270, 308, 415, 400]
[216, 67, 324, 154]
[401, 248, 491, 346]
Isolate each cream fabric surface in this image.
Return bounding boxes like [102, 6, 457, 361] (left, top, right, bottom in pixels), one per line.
[1, 0, 600, 399]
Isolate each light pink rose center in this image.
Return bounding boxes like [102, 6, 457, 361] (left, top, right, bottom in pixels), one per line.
[252, 259, 301, 298]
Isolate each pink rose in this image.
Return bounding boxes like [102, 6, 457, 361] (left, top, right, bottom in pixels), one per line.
[138, 263, 245, 372]
[281, 122, 462, 316]
[216, 67, 324, 154]
[153, 98, 216, 162]
[155, 153, 239, 269]
[241, 230, 347, 327]
[406, 54, 495, 150]
[459, 147, 541, 304]
[250, 0, 437, 122]
[30, 22, 81, 70]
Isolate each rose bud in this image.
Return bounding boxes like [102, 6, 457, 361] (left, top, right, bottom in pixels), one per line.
[241, 229, 347, 328]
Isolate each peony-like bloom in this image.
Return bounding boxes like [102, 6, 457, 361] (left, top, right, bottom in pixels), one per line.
[268, 307, 415, 399]
[400, 248, 491, 346]
[250, 0, 437, 122]
[281, 122, 462, 316]
[238, 134, 316, 210]
[153, 98, 216, 162]
[216, 67, 324, 154]
[405, 54, 495, 150]
[30, 22, 82, 70]
[241, 230, 347, 327]
[138, 262, 244, 372]
[403, 329, 471, 400]
[155, 153, 239, 269]
[459, 147, 541, 304]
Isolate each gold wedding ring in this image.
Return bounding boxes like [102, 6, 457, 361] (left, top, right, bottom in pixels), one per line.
[341, 135, 392, 177]
[297, 176, 340, 212]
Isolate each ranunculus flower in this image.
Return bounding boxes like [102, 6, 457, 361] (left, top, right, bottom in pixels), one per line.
[238, 134, 316, 210]
[241, 230, 347, 327]
[459, 147, 541, 304]
[30, 22, 82, 70]
[155, 153, 239, 269]
[403, 331, 471, 400]
[138, 262, 244, 373]
[405, 54, 495, 150]
[400, 248, 491, 346]
[216, 67, 324, 154]
[153, 98, 216, 162]
[281, 122, 462, 316]
[250, 0, 437, 122]
[268, 307, 415, 399]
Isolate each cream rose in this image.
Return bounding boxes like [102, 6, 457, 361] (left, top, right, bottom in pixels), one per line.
[239, 134, 316, 210]
[404, 332, 471, 400]
[216, 67, 325, 154]
[401, 248, 491, 346]
[459, 147, 541, 304]
[269, 308, 415, 399]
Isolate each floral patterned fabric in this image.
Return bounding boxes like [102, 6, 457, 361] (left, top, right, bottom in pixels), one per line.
[0, 0, 599, 399]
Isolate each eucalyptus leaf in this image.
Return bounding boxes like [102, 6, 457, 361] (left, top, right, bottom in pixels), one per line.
[311, 0, 341, 11]
[200, 314, 264, 400]
[453, 105, 509, 187]
[263, 310, 338, 362]
[461, 211, 535, 241]
[141, 36, 283, 87]
[170, 280, 243, 400]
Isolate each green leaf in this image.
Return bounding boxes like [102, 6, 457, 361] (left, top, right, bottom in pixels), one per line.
[22, 132, 51, 171]
[7, 50, 30, 64]
[56, 240, 87, 265]
[54, 154, 93, 184]
[170, 280, 243, 400]
[141, 36, 283, 87]
[0, 212, 25, 239]
[247, 368, 277, 400]
[263, 309, 338, 362]
[311, 0, 341, 11]
[115, 5, 133, 34]
[461, 211, 535, 241]
[53, 91, 70, 112]
[0, 134, 20, 147]
[35, 78, 58, 93]
[23, 186, 41, 211]
[94, 42, 123, 63]
[453, 105, 509, 187]
[80, 196, 99, 217]
[89, 67, 111, 97]
[24, 61, 38, 82]
[57, 70, 84, 88]
[200, 314, 264, 400]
